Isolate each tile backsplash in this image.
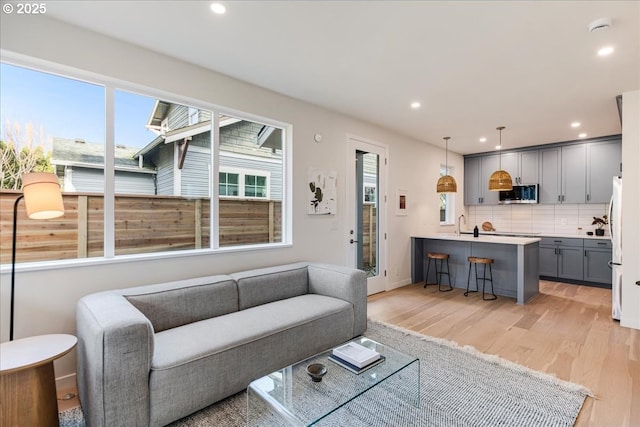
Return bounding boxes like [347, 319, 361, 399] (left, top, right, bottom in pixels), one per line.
[467, 204, 610, 236]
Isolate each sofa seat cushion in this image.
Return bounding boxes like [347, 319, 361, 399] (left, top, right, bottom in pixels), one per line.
[152, 294, 351, 370]
[147, 294, 355, 426]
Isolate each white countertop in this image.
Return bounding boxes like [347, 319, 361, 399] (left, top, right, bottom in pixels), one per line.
[460, 231, 610, 240]
[417, 234, 540, 245]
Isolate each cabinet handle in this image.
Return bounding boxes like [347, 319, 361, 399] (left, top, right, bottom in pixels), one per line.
[562, 195, 565, 202]
[587, 194, 590, 201]
[553, 240, 562, 243]
[597, 242, 607, 246]
[584, 250, 587, 257]
[558, 195, 561, 202]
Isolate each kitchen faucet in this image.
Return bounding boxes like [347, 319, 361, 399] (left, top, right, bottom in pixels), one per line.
[457, 214, 466, 236]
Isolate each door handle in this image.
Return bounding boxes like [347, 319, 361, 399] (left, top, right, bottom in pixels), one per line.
[350, 239, 359, 244]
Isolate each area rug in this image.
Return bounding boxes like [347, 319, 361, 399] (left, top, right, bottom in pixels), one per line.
[60, 319, 591, 427]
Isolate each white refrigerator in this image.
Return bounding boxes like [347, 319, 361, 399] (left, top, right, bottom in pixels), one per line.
[609, 176, 622, 320]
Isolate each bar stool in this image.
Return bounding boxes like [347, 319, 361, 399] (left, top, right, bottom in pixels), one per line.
[424, 252, 453, 292]
[465, 256, 497, 301]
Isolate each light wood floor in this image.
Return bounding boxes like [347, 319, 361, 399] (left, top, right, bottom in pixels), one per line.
[368, 280, 640, 427]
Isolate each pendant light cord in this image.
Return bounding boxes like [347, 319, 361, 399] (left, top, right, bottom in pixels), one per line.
[497, 126, 505, 170]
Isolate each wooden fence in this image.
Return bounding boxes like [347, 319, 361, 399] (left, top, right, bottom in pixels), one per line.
[362, 204, 377, 268]
[1, 191, 375, 267]
[0, 191, 281, 264]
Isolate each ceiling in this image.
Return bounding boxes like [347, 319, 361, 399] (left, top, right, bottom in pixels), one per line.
[44, 1, 640, 155]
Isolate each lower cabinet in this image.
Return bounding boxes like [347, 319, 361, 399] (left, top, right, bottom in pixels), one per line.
[539, 238, 584, 282]
[583, 240, 613, 285]
[539, 237, 612, 286]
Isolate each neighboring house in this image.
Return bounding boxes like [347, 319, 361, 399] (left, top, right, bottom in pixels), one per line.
[51, 137, 156, 194]
[51, 101, 285, 199]
[136, 101, 284, 200]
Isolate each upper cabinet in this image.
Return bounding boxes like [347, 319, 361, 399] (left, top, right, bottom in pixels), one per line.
[502, 150, 539, 185]
[586, 140, 622, 203]
[465, 136, 621, 206]
[561, 144, 587, 204]
[538, 138, 621, 204]
[539, 144, 586, 204]
[464, 155, 499, 205]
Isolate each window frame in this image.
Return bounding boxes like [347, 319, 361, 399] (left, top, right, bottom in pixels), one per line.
[0, 54, 293, 272]
[219, 166, 271, 199]
[439, 165, 456, 226]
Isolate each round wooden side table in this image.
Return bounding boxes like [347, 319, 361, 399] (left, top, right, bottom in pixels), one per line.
[1, 334, 77, 427]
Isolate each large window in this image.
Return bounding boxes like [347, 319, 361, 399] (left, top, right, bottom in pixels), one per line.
[0, 61, 289, 265]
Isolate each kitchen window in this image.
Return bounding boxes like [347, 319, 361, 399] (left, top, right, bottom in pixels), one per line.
[439, 166, 455, 225]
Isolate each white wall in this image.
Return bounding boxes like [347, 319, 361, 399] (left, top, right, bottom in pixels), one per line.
[0, 15, 465, 379]
[621, 90, 640, 329]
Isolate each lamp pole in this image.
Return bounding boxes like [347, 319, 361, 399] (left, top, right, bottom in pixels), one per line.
[10, 194, 24, 341]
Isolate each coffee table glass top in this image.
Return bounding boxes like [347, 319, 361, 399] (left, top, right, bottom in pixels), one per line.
[247, 337, 419, 426]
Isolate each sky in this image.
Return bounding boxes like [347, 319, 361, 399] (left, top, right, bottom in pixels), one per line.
[0, 63, 157, 149]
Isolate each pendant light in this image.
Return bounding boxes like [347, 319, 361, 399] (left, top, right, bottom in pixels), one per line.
[436, 136, 457, 193]
[488, 126, 513, 191]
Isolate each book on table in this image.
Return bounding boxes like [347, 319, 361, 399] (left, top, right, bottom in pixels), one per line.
[331, 342, 380, 368]
[328, 353, 386, 374]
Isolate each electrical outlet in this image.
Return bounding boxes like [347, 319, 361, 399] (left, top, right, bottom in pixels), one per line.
[561, 218, 567, 225]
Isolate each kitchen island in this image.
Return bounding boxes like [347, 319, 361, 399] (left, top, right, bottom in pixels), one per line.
[411, 234, 540, 304]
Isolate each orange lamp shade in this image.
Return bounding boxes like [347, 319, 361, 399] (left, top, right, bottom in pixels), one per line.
[21, 172, 65, 219]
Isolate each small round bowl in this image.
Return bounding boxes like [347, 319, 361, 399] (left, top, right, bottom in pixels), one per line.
[306, 363, 327, 382]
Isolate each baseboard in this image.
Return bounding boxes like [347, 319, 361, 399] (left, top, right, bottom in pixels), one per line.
[56, 372, 76, 394]
[388, 277, 412, 291]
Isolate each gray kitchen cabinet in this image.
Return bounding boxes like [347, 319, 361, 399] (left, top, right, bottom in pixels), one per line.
[539, 237, 584, 281]
[539, 148, 561, 204]
[464, 157, 481, 206]
[583, 239, 613, 285]
[586, 139, 622, 203]
[501, 150, 538, 185]
[480, 155, 500, 205]
[561, 144, 586, 204]
[557, 244, 584, 281]
[539, 144, 586, 204]
[464, 155, 499, 205]
[539, 245, 559, 277]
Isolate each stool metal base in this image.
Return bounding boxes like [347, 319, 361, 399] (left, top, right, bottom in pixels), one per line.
[424, 256, 453, 292]
[465, 261, 497, 301]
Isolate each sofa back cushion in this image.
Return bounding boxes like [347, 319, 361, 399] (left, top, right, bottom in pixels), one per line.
[123, 275, 238, 332]
[231, 263, 309, 310]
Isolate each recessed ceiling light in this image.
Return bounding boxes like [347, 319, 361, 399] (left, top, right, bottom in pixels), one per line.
[410, 102, 421, 109]
[495, 145, 502, 150]
[571, 122, 581, 128]
[598, 46, 614, 56]
[479, 137, 487, 143]
[578, 133, 587, 138]
[210, 3, 226, 14]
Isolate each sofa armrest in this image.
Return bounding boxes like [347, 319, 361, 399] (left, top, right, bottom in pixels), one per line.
[307, 263, 368, 336]
[76, 292, 154, 427]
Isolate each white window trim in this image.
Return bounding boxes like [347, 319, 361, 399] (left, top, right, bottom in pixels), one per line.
[219, 166, 270, 199]
[439, 164, 456, 226]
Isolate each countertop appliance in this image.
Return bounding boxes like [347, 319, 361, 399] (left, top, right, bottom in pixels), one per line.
[609, 176, 622, 320]
[499, 184, 538, 204]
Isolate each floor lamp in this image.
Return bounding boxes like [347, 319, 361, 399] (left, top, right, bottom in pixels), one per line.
[10, 172, 64, 341]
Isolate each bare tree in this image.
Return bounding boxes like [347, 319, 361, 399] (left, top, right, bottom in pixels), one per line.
[0, 120, 53, 190]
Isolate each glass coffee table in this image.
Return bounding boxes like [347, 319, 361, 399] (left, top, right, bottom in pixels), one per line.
[247, 337, 420, 426]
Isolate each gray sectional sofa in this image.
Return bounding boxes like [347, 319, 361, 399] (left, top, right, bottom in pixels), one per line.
[76, 262, 367, 426]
